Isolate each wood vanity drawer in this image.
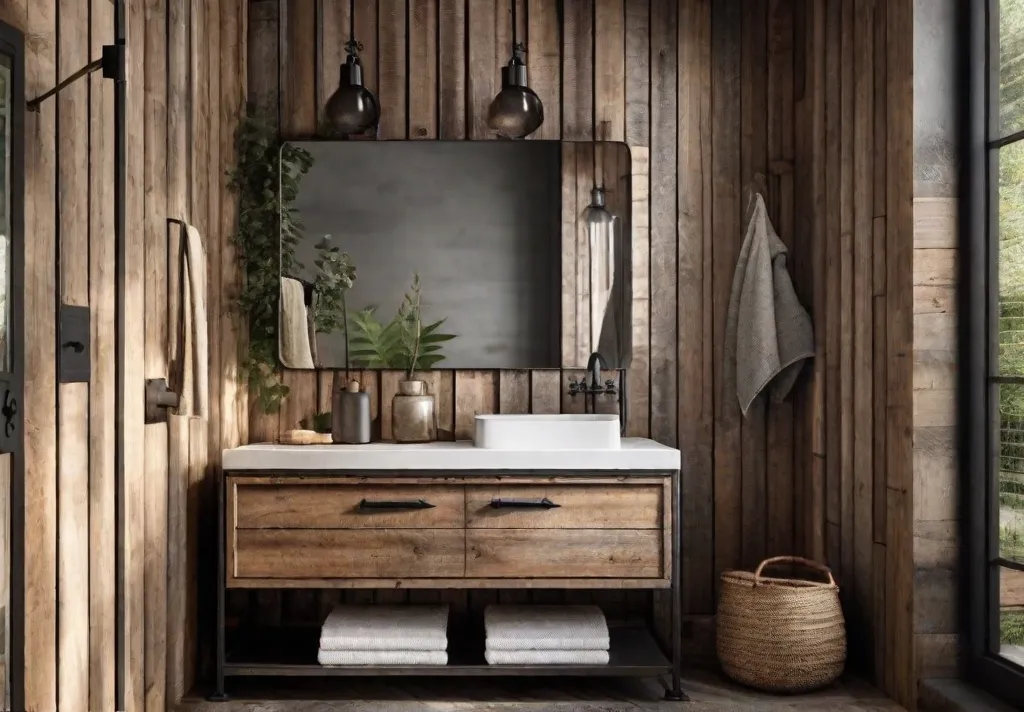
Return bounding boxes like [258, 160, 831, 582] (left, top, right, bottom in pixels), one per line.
[465, 484, 663, 529]
[232, 482, 465, 529]
[466, 529, 663, 578]
[233, 528, 465, 579]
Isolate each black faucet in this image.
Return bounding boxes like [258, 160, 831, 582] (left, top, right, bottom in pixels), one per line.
[567, 351, 627, 435]
[568, 351, 618, 399]
[587, 351, 608, 389]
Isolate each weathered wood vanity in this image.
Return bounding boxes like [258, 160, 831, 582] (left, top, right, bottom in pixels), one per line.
[214, 439, 684, 701]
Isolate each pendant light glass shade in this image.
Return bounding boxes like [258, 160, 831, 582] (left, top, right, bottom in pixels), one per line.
[488, 54, 544, 139]
[583, 187, 617, 350]
[325, 41, 380, 135]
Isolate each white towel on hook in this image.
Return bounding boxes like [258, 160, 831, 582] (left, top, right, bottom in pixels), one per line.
[177, 222, 208, 419]
[279, 277, 315, 369]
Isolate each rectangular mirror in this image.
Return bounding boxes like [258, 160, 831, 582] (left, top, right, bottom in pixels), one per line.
[279, 140, 632, 371]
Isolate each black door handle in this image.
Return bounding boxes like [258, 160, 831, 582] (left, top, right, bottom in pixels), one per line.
[1, 389, 16, 438]
[357, 499, 436, 510]
[489, 497, 560, 509]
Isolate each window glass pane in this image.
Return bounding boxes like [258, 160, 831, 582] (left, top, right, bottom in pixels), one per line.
[1000, 385, 1024, 563]
[999, 566, 1024, 665]
[999, 142, 1024, 374]
[1001, 0, 1024, 136]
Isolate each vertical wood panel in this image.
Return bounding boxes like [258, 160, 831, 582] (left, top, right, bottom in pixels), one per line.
[57, 384, 88, 711]
[739, 0, 768, 570]
[677, 0, 713, 614]
[89, 0, 117, 704]
[711, 0, 742, 583]
[454, 371, 497, 440]
[574, 144, 592, 365]
[499, 371, 530, 414]
[530, 370, 561, 414]
[56, 0, 90, 704]
[765, 0, 795, 559]
[408, 0, 437, 139]
[220, 0, 247, 453]
[22, 0, 57, 706]
[624, 0, 649, 148]
[125, 0, 149, 707]
[377, 0, 406, 140]
[594, 0, 625, 142]
[561, 0, 593, 141]
[823, 0, 841, 575]
[438, 0, 465, 139]
[143, 0, 169, 707]
[852, 0, 876, 669]
[466, 0, 496, 140]
[884, 0, 914, 703]
[527, 0, 559, 140]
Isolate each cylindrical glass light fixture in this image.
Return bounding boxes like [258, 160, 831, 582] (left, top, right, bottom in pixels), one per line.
[583, 186, 617, 351]
[487, 0, 544, 139]
[325, 33, 380, 135]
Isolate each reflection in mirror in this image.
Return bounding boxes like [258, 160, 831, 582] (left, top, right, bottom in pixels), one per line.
[0, 54, 9, 372]
[279, 140, 632, 371]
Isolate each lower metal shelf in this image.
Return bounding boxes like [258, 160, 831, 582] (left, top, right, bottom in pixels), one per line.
[224, 626, 670, 678]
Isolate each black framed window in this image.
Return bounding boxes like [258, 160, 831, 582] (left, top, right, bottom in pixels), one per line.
[967, 0, 1024, 705]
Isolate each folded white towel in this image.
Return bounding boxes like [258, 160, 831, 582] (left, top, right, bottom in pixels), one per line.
[318, 649, 448, 666]
[484, 649, 610, 665]
[483, 605, 609, 651]
[319, 605, 449, 651]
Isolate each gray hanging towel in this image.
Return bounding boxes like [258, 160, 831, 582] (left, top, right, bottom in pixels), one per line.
[724, 193, 814, 417]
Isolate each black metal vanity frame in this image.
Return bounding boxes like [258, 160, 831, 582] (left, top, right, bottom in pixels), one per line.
[210, 467, 685, 702]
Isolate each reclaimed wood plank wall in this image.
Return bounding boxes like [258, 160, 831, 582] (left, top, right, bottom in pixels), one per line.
[0, 0, 245, 709]
[234, 0, 915, 704]
[911, 0, 959, 693]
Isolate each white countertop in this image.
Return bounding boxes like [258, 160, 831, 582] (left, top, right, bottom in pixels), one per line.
[222, 438, 680, 472]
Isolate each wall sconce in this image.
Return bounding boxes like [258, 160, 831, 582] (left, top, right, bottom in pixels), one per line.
[487, 0, 544, 139]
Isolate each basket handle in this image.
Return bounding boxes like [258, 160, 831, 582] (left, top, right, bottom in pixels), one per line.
[753, 556, 836, 586]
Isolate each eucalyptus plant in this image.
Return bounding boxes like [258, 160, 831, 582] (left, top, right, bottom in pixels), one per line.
[228, 111, 314, 413]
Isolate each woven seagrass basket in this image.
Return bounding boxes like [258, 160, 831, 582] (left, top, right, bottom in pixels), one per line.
[717, 556, 846, 693]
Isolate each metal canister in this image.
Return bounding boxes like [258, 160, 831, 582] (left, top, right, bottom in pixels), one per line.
[332, 378, 371, 444]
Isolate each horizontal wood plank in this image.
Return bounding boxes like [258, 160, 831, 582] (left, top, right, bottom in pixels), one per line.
[466, 485, 662, 529]
[466, 530, 663, 579]
[234, 529, 466, 579]
[235, 483, 465, 529]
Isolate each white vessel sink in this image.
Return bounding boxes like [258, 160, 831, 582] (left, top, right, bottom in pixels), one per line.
[472, 414, 621, 450]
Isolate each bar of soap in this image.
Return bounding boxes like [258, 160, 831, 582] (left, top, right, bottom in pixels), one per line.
[279, 429, 332, 445]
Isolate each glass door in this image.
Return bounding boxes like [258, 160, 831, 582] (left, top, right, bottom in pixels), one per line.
[0, 20, 23, 712]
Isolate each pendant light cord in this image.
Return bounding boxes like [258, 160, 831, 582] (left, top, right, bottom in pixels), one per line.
[511, 0, 517, 54]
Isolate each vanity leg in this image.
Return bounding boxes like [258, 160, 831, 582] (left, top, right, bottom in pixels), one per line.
[664, 470, 687, 702]
[208, 477, 230, 702]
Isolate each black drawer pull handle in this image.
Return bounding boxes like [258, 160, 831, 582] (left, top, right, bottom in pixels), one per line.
[357, 499, 436, 510]
[489, 497, 560, 509]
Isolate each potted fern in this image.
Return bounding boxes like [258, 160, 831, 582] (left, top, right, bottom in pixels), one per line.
[391, 275, 452, 442]
[347, 275, 456, 442]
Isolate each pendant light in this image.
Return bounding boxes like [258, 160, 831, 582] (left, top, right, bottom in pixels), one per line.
[487, 0, 544, 139]
[325, 0, 380, 136]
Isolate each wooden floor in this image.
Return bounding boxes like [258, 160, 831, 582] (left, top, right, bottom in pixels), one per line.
[177, 670, 903, 711]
